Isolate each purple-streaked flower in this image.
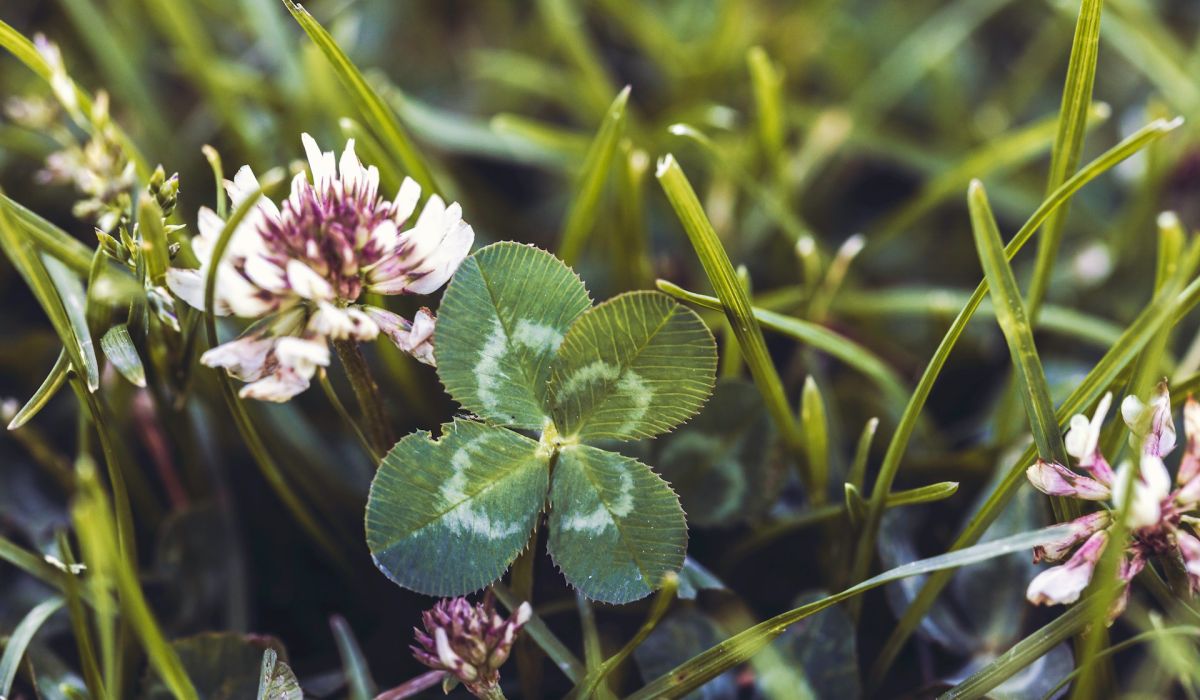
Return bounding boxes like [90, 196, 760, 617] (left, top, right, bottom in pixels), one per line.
[411, 596, 531, 698]
[1025, 459, 1110, 500]
[1033, 510, 1110, 563]
[1027, 530, 1108, 605]
[169, 135, 473, 401]
[1025, 383, 1200, 616]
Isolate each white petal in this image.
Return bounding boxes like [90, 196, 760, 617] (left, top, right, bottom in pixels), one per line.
[200, 335, 275, 381]
[301, 132, 335, 186]
[286, 260, 334, 301]
[338, 138, 362, 189]
[197, 206, 224, 242]
[274, 336, 329, 376]
[220, 268, 275, 317]
[308, 302, 356, 340]
[1141, 454, 1172, 500]
[392, 177, 421, 222]
[369, 220, 400, 255]
[1064, 414, 1094, 460]
[243, 254, 287, 293]
[345, 306, 380, 341]
[1026, 564, 1091, 605]
[402, 220, 474, 295]
[1121, 395, 1144, 429]
[166, 268, 220, 314]
[238, 371, 310, 402]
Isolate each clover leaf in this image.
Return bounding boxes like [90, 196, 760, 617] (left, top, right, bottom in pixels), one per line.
[366, 242, 716, 603]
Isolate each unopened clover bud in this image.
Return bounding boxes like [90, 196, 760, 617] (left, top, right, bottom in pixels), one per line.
[148, 166, 180, 216]
[412, 597, 530, 698]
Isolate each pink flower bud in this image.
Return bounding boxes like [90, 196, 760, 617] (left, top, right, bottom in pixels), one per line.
[1026, 460, 1111, 500]
[1033, 511, 1110, 563]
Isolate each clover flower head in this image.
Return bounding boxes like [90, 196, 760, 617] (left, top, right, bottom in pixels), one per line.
[411, 596, 531, 698]
[168, 134, 473, 401]
[1024, 382, 1200, 619]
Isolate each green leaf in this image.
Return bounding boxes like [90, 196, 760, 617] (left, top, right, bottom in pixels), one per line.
[281, 0, 440, 196]
[656, 156, 808, 472]
[547, 444, 686, 603]
[559, 87, 630, 265]
[436, 242, 591, 429]
[1025, 0, 1105, 317]
[0, 598, 65, 698]
[43, 254, 100, 392]
[800, 377, 830, 504]
[101, 324, 147, 388]
[656, 379, 780, 527]
[258, 649, 303, 700]
[7, 350, 70, 429]
[330, 616, 375, 700]
[967, 181, 1073, 517]
[548, 291, 716, 441]
[366, 420, 549, 596]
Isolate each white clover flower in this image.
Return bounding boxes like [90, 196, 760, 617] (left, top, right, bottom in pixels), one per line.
[1025, 382, 1200, 618]
[169, 134, 473, 401]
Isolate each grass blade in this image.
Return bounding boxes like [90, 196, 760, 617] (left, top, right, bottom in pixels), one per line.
[869, 252, 1200, 689]
[330, 615, 376, 700]
[801, 377, 830, 505]
[282, 0, 440, 196]
[872, 103, 1109, 246]
[43, 255, 100, 392]
[568, 575, 678, 700]
[939, 601, 1092, 699]
[883, 481, 959, 508]
[656, 155, 809, 489]
[7, 350, 70, 429]
[558, 87, 630, 265]
[1025, 0, 1105, 318]
[55, 531, 105, 700]
[967, 180, 1074, 519]
[72, 457, 198, 700]
[1, 194, 94, 277]
[0, 597, 65, 697]
[628, 523, 1076, 700]
[849, 116, 1180, 672]
[493, 583, 585, 683]
[101, 324, 147, 388]
[747, 46, 785, 167]
[656, 280, 911, 413]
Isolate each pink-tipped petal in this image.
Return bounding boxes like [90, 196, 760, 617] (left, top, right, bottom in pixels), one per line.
[1026, 459, 1111, 500]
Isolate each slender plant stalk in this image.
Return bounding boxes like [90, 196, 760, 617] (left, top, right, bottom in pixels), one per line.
[656, 155, 810, 491]
[332, 339, 393, 459]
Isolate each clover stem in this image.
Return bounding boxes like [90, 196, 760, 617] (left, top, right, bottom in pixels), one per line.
[332, 339, 393, 458]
